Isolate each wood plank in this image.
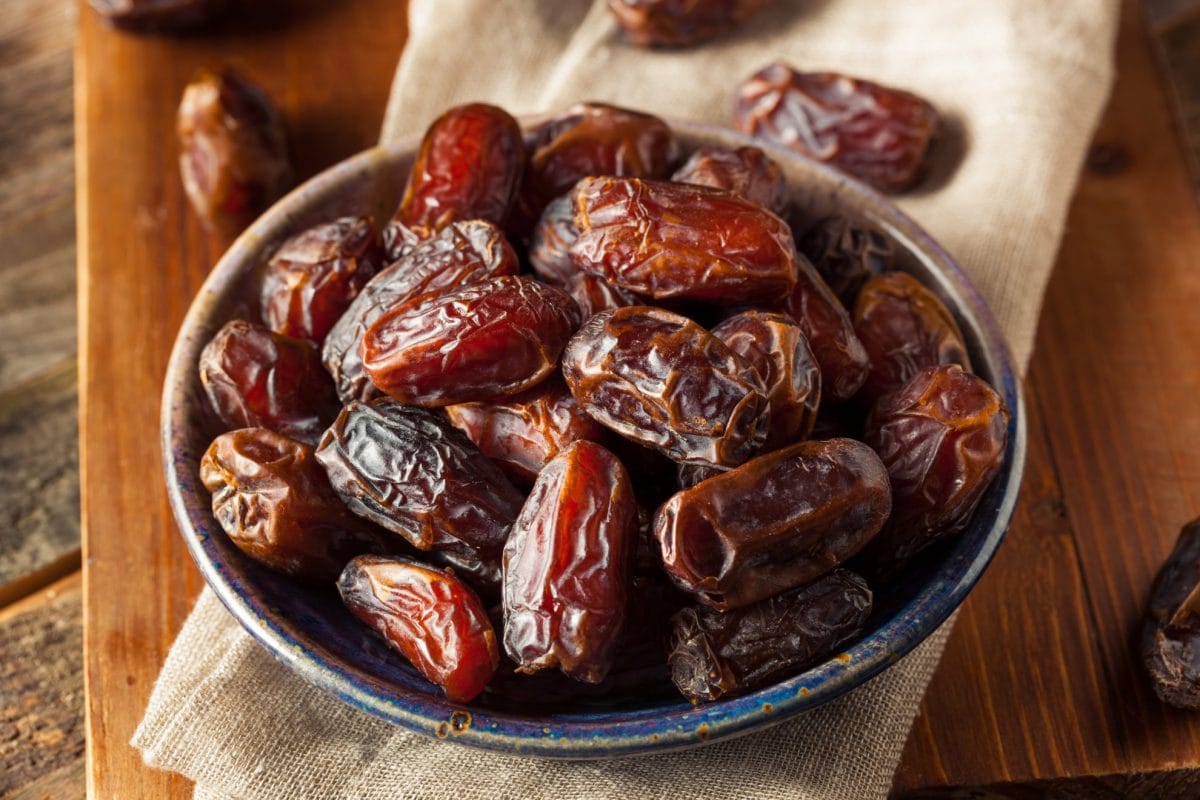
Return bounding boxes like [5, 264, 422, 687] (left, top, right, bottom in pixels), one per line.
[0, 572, 84, 800]
[77, 3, 409, 798]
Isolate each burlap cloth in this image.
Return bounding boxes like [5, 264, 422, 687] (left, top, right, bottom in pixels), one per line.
[134, 2, 1119, 797]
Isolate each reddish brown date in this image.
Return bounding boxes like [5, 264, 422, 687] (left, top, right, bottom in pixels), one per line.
[528, 193, 582, 285]
[654, 438, 891, 609]
[668, 569, 871, 702]
[676, 462, 725, 490]
[570, 177, 798, 305]
[260, 216, 383, 345]
[671, 145, 788, 217]
[711, 311, 821, 449]
[860, 364, 1008, 573]
[853, 271, 971, 404]
[90, 0, 224, 30]
[177, 69, 291, 232]
[608, 0, 771, 48]
[394, 104, 524, 232]
[321, 220, 519, 403]
[562, 306, 770, 467]
[565, 272, 641, 320]
[445, 377, 606, 485]
[514, 103, 675, 235]
[199, 429, 390, 582]
[199, 319, 339, 446]
[338, 555, 499, 703]
[734, 64, 939, 193]
[1142, 518, 1200, 708]
[502, 441, 638, 683]
[316, 400, 525, 596]
[800, 216, 894, 307]
[771, 253, 870, 403]
[362, 276, 579, 407]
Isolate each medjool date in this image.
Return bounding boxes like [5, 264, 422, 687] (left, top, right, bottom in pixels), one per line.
[671, 145, 788, 216]
[527, 193, 581, 285]
[608, 0, 771, 48]
[565, 272, 641, 320]
[1143, 518, 1200, 708]
[800, 216, 893, 306]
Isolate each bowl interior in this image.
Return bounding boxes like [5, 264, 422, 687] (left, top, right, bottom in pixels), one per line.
[161, 120, 1025, 758]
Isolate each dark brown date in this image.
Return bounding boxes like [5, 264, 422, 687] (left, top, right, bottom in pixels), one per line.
[565, 272, 641, 320]
[860, 364, 1008, 573]
[362, 276, 579, 407]
[1142, 518, 1200, 708]
[338, 555, 499, 703]
[734, 64, 939, 193]
[445, 377, 606, 485]
[570, 177, 798, 305]
[800, 216, 894, 307]
[853, 271, 971, 404]
[90, 0, 223, 30]
[316, 399, 525, 596]
[502, 441, 638, 683]
[671, 145, 788, 216]
[199, 429, 390, 582]
[711, 311, 821, 449]
[394, 103, 524, 232]
[668, 569, 871, 702]
[198, 319, 339, 446]
[676, 462, 725, 490]
[771, 253, 870, 403]
[260, 216, 383, 345]
[608, 0, 771, 48]
[177, 69, 291, 232]
[654, 438, 891, 609]
[562, 306, 770, 467]
[321, 220, 519, 403]
[527, 193, 581, 285]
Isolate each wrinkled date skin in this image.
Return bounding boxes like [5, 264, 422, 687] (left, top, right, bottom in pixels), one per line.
[528, 193, 581, 285]
[570, 177, 798, 305]
[514, 103, 676, 236]
[316, 400, 525, 596]
[362, 276, 580, 407]
[565, 272, 642, 320]
[800, 216, 894, 307]
[668, 569, 871, 702]
[853, 271, 972, 404]
[394, 103, 524, 232]
[502, 441, 638, 683]
[338, 555, 499, 703]
[711, 311, 821, 449]
[654, 437, 891, 609]
[734, 64, 939, 193]
[90, 0, 224, 30]
[860, 364, 1008, 573]
[671, 145, 789, 217]
[199, 319, 339, 446]
[608, 0, 771, 48]
[260, 216, 383, 345]
[177, 69, 291, 232]
[562, 306, 770, 467]
[322, 220, 519, 403]
[199, 429, 390, 582]
[445, 377, 606, 485]
[770, 253, 870, 403]
[1142, 518, 1200, 708]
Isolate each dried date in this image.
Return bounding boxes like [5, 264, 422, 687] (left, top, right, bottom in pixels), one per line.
[527, 193, 581, 285]
[199, 428, 390, 581]
[853, 271, 971, 404]
[608, 0, 771, 48]
[316, 399, 525, 596]
[502, 441, 638, 683]
[860, 364, 1008, 573]
[565, 272, 641, 320]
[362, 275, 579, 407]
[570, 177, 798, 305]
[1143, 518, 1200, 708]
[199, 319, 339, 446]
[90, 0, 224, 30]
[671, 145, 788, 216]
[654, 438, 891, 609]
[260, 216, 383, 344]
[338, 555, 499, 703]
[734, 64, 939, 193]
[668, 569, 871, 702]
[177, 69, 291, 232]
[800, 216, 894, 306]
[562, 306, 770, 467]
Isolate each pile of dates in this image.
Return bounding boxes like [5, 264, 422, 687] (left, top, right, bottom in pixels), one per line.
[196, 100, 1008, 707]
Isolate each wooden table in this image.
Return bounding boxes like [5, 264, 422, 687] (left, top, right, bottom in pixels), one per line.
[5, 0, 1200, 797]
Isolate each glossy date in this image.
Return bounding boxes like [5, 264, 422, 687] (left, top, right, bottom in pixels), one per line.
[671, 145, 788, 216]
[1142, 518, 1200, 708]
[800, 216, 894, 307]
[527, 193, 581, 285]
[608, 0, 771, 47]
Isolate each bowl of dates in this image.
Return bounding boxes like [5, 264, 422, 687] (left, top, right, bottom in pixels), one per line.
[162, 101, 1025, 758]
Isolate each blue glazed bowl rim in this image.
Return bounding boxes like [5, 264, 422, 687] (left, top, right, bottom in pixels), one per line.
[161, 118, 1026, 759]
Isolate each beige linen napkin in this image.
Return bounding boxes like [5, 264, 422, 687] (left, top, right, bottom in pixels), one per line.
[135, 2, 1119, 798]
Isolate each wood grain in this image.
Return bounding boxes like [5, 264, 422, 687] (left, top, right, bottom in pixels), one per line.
[77, 3, 408, 798]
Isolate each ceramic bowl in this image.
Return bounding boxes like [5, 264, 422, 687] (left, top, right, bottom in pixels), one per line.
[161, 119, 1026, 759]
